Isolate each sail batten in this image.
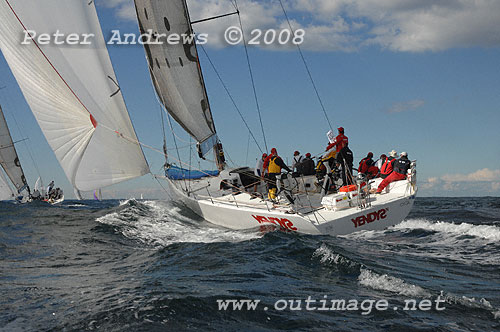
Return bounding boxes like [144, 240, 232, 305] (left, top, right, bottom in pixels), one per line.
[133, 0, 219, 156]
[0, 0, 150, 191]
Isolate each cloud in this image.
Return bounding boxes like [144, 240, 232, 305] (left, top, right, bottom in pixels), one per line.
[441, 168, 500, 182]
[100, 0, 136, 22]
[105, 0, 500, 52]
[422, 168, 500, 196]
[385, 99, 425, 113]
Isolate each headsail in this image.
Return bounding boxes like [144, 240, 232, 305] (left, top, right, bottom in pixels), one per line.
[0, 168, 15, 200]
[133, 0, 221, 159]
[0, 0, 149, 192]
[0, 105, 28, 194]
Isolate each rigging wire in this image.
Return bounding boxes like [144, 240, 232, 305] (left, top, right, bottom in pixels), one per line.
[277, 0, 333, 132]
[233, 0, 268, 153]
[198, 44, 263, 154]
[165, 112, 188, 192]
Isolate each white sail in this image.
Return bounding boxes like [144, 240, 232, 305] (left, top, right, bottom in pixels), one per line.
[0, 0, 149, 191]
[0, 105, 28, 193]
[133, 0, 218, 156]
[0, 168, 15, 200]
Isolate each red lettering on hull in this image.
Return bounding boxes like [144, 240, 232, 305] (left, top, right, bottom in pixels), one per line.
[252, 215, 297, 231]
[351, 208, 389, 228]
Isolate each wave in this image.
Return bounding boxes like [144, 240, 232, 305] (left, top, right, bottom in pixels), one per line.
[358, 268, 432, 298]
[312, 243, 360, 270]
[313, 243, 499, 319]
[96, 199, 261, 247]
[394, 219, 500, 242]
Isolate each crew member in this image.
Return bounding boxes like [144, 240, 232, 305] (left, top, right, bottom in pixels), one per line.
[263, 148, 291, 200]
[380, 150, 397, 179]
[376, 152, 411, 194]
[336, 143, 353, 187]
[301, 153, 316, 176]
[358, 152, 379, 179]
[292, 151, 304, 173]
[253, 153, 267, 193]
[326, 127, 348, 153]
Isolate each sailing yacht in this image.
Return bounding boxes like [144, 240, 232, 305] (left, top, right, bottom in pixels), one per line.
[0, 104, 30, 202]
[132, 0, 417, 235]
[0, 0, 417, 235]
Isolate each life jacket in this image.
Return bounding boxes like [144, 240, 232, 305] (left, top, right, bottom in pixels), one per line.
[367, 165, 379, 178]
[358, 157, 373, 174]
[268, 156, 281, 174]
[380, 157, 395, 176]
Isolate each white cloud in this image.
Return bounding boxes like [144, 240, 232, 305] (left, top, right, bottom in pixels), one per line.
[441, 168, 500, 182]
[422, 168, 500, 196]
[105, 0, 500, 52]
[386, 99, 425, 113]
[100, 0, 136, 22]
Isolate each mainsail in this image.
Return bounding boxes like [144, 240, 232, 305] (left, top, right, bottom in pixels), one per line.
[0, 105, 28, 194]
[0, 0, 149, 192]
[133, 0, 221, 159]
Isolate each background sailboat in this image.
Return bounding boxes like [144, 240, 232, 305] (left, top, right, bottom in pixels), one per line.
[0, 104, 30, 201]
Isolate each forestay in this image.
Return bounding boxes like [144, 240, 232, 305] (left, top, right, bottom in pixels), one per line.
[0, 0, 149, 191]
[0, 105, 28, 193]
[133, 0, 218, 156]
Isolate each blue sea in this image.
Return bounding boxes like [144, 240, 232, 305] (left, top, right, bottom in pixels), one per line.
[1, 197, 499, 331]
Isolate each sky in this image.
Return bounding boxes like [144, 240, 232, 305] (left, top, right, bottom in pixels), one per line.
[0, 0, 499, 199]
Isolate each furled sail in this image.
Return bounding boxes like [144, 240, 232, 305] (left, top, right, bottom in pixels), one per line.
[0, 105, 28, 193]
[133, 0, 219, 157]
[0, 0, 149, 191]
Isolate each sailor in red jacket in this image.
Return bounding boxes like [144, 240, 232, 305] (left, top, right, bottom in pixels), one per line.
[380, 150, 397, 179]
[326, 127, 348, 153]
[376, 152, 411, 194]
[358, 152, 379, 179]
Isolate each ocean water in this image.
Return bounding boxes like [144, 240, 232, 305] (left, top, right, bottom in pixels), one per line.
[0, 197, 499, 331]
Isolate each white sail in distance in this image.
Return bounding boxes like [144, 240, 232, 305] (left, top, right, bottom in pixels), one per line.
[0, 0, 149, 191]
[0, 169, 15, 200]
[133, 0, 219, 157]
[0, 105, 28, 194]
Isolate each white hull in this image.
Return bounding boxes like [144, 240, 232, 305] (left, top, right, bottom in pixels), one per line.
[164, 171, 417, 236]
[44, 195, 64, 205]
